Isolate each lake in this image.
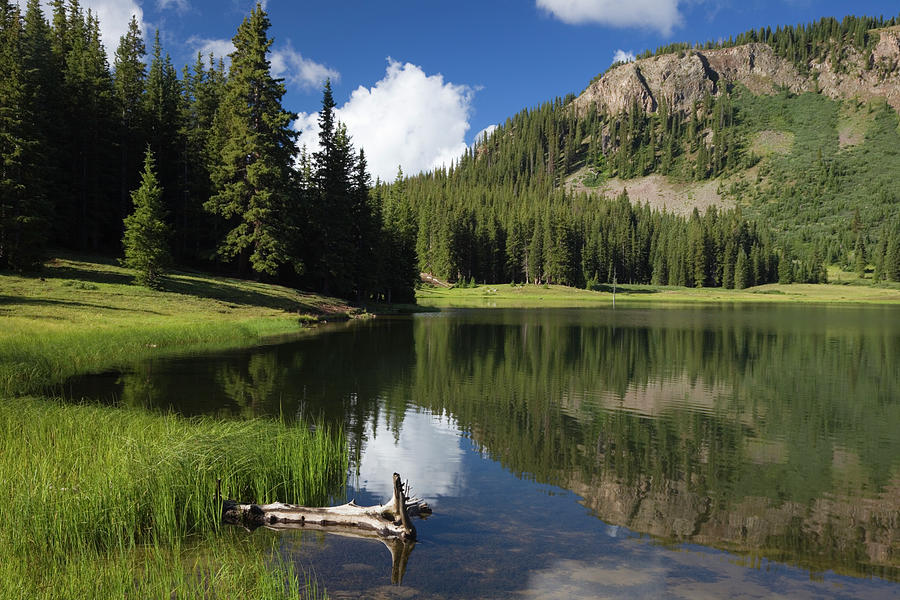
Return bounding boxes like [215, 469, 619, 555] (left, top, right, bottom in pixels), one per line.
[65, 305, 900, 599]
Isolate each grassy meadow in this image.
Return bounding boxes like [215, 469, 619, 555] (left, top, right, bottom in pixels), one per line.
[0, 257, 356, 598]
[0, 256, 357, 396]
[416, 279, 900, 308]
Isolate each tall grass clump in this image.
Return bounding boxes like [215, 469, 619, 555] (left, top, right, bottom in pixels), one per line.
[0, 536, 328, 600]
[0, 398, 347, 598]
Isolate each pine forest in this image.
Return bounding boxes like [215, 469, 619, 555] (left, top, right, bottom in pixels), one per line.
[2, 2, 900, 297]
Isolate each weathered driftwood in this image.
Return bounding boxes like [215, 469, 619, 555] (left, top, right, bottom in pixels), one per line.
[222, 473, 430, 542]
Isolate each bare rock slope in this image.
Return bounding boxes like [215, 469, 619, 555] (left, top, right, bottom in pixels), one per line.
[573, 28, 900, 115]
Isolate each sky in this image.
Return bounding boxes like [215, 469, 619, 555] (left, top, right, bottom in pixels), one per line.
[22, 1, 900, 180]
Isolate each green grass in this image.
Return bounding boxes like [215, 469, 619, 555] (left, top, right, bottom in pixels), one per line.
[0, 256, 359, 598]
[0, 256, 357, 395]
[0, 397, 347, 599]
[416, 280, 900, 308]
[0, 535, 325, 600]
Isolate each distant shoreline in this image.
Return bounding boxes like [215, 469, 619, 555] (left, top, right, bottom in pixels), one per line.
[416, 282, 900, 308]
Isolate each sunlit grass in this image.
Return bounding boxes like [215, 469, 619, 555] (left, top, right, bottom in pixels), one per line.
[0, 256, 356, 395]
[416, 280, 900, 308]
[0, 397, 347, 599]
[0, 257, 359, 597]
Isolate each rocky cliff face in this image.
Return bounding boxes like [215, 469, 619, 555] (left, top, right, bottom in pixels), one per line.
[573, 27, 900, 115]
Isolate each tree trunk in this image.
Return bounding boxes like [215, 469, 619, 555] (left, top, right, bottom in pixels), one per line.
[222, 472, 430, 542]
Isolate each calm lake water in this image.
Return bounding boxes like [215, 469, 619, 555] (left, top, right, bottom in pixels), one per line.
[66, 305, 900, 598]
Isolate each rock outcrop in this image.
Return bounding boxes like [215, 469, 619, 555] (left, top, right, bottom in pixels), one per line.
[573, 28, 900, 115]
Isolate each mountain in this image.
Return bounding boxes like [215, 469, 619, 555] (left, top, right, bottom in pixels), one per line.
[405, 16, 900, 287]
[574, 28, 900, 117]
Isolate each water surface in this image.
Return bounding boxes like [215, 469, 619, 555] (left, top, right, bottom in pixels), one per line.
[66, 305, 900, 598]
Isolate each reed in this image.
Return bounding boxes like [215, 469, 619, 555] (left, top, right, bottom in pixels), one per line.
[0, 398, 348, 598]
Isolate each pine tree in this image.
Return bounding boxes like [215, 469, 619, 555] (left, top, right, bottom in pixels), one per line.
[734, 247, 750, 289]
[0, 0, 26, 269]
[527, 218, 544, 284]
[21, 0, 59, 216]
[350, 148, 379, 300]
[778, 247, 794, 284]
[308, 80, 356, 296]
[853, 233, 866, 279]
[113, 16, 146, 227]
[886, 219, 900, 282]
[59, 3, 118, 250]
[206, 2, 298, 276]
[144, 31, 183, 251]
[380, 168, 418, 302]
[180, 53, 225, 260]
[122, 148, 171, 288]
[722, 238, 735, 289]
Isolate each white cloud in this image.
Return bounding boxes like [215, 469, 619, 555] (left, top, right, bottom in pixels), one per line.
[157, 0, 189, 12]
[294, 59, 476, 181]
[185, 38, 336, 90]
[270, 43, 339, 91]
[612, 49, 636, 63]
[84, 0, 145, 59]
[536, 0, 683, 35]
[354, 409, 464, 503]
[186, 36, 235, 61]
[473, 124, 497, 145]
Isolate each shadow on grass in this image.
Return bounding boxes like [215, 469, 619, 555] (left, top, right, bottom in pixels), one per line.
[163, 274, 328, 313]
[42, 262, 134, 286]
[591, 284, 660, 295]
[38, 255, 318, 313]
[0, 295, 164, 314]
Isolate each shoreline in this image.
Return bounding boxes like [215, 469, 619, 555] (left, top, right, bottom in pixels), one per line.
[416, 281, 900, 308]
[0, 256, 363, 396]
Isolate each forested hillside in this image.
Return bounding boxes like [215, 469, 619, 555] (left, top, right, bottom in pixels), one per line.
[406, 16, 900, 288]
[0, 1, 417, 301]
[3, 4, 900, 295]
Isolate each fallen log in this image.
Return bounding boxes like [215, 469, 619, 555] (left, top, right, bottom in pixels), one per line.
[222, 472, 431, 542]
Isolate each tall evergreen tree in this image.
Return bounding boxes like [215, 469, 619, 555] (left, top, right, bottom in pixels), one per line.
[21, 0, 59, 208]
[307, 80, 355, 295]
[179, 53, 226, 260]
[113, 16, 146, 227]
[778, 246, 794, 284]
[734, 247, 750, 289]
[350, 148, 379, 300]
[206, 2, 298, 276]
[853, 233, 867, 279]
[122, 148, 170, 288]
[59, 3, 117, 250]
[886, 219, 900, 282]
[379, 168, 418, 302]
[144, 30, 183, 247]
[0, 0, 27, 269]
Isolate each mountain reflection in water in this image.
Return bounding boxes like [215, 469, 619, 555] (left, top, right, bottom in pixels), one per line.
[64, 306, 900, 596]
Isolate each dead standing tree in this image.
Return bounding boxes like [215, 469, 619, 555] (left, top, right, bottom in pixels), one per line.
[222, 472, 431, 584]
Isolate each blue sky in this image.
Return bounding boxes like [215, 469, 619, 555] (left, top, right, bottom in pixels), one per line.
[26, 1, 900, 179]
